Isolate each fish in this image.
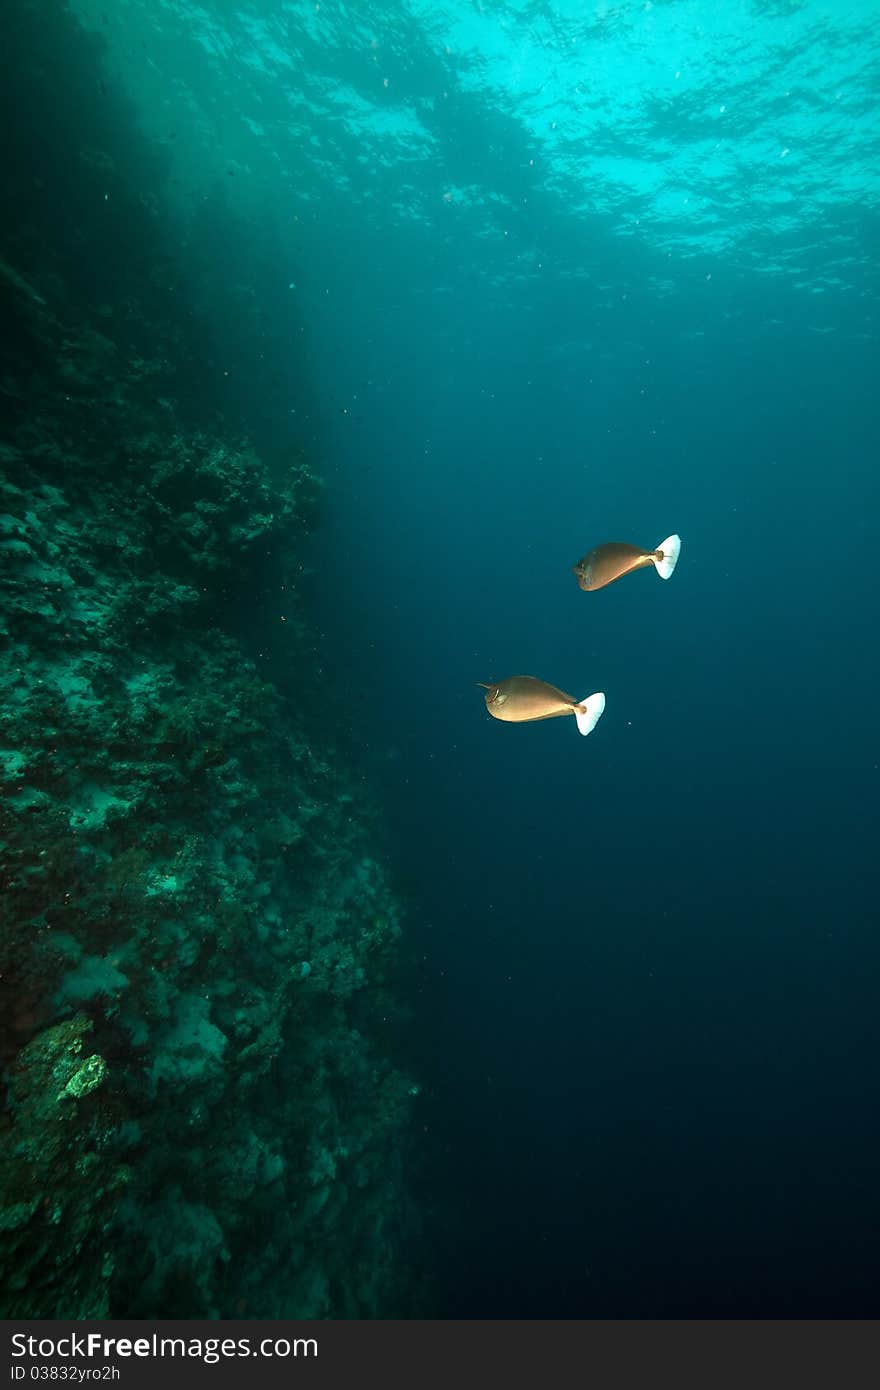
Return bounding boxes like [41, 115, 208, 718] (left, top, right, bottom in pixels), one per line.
[573, 533, 681, 591]
[478, 676, 605, 737]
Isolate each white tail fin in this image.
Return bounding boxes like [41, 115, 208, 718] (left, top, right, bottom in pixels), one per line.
[653, 533, 681, 580]
[575, 692, 605, 737]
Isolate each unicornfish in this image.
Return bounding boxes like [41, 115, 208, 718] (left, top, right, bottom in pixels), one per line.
[573, 533, 681, 591]
[478, 676, 605, 737]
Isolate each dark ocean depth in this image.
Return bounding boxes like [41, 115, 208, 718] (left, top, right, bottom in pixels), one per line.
[1, 0, 878, 1319]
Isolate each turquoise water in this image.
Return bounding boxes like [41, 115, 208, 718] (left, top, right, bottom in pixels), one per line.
[75, 0, 879, 288]
[1, 0, 878, 1318]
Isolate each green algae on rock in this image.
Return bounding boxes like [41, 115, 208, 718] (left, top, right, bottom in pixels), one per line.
[0, 1013, 124, 1319]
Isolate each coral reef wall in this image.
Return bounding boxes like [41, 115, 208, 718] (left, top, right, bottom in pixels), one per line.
[0, 1, 417, 1320]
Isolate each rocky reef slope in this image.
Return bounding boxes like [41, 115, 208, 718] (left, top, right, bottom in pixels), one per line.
[0, 259, 416, 1318]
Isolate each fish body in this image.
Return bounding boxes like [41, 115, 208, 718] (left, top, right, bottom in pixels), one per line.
[573, 533, 681, 590]
[479, 676, 605, 737]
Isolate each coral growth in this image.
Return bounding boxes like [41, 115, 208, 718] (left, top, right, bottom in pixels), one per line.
[0, 258, 416, 1317]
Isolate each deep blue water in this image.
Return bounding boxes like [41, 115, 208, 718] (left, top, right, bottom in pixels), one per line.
[294, 4, 880, 1315]
[322, 274, 880, 1315]
[7, 0, 880, 1316]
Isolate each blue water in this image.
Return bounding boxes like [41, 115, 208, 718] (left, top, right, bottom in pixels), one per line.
[11, 0, 880, 1315]
[291, 0, 880, 1316]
